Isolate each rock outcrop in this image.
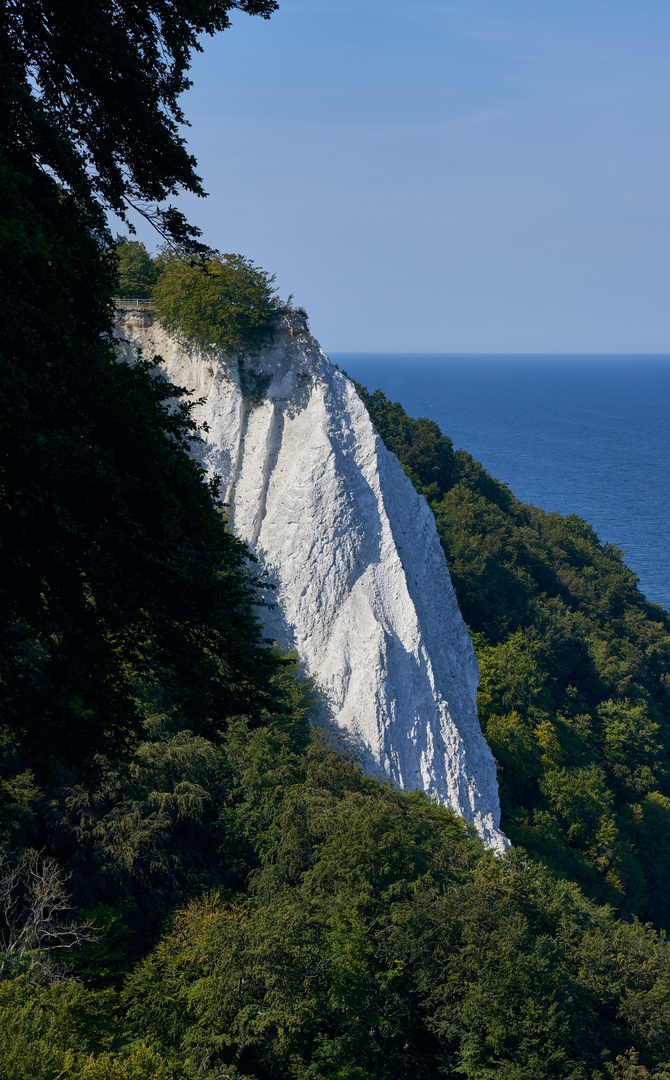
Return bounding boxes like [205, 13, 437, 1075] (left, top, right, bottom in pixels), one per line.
[115, 306, 507, 851]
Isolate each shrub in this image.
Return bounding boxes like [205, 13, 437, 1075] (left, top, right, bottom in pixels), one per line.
[152, 252, 277, 356]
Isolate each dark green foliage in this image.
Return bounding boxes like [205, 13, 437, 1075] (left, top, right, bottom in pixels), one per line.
[152, 250, 278, 356]
[116, 239, 162, 298]
[3, 0, 277, 247]
[122, 738, 670, 1080]
[4, 612, 670, 1080]
[6, 2, 670, 1074]
[358, 388, 457, 501]
[358, 384, 670, 924]
[1, 0, 283, 781]
[0, 183, 278, 775]
[42, 659, 315, 960]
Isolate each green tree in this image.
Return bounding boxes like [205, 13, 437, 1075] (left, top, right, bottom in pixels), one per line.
[123, 738, 670, 1080]
[1, 1, 280, 774]
[41, 656, 315, 953]
[152, 251, 277, 356]
[3, 0, 277, 248]
[0, 976, 168, 1080]
[356, 384, 670, 924]
[116, 240, 161, 298]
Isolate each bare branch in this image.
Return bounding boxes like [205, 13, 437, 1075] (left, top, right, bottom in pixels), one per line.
[0, 852, 99, 981]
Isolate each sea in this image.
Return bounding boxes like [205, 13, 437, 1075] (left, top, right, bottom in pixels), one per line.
[330, 354, 670, 614]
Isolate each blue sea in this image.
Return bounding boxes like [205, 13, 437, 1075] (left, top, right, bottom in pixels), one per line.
[331, 354, 670, 613]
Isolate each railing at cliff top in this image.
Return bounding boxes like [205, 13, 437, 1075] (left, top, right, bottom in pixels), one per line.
[113, 298, 155, 307]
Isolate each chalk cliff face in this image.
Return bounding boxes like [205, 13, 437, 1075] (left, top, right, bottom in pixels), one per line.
[115, 307, 507, 851]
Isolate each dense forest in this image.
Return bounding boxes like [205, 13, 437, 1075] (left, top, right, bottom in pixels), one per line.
[3, 1, 670, 1078]
[357, 387, 670, 928]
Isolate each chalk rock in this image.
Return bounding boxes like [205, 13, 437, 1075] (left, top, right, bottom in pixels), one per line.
[115, 308, 507, 850]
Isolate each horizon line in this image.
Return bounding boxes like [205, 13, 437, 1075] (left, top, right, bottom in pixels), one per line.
[327, 350, 670, 357]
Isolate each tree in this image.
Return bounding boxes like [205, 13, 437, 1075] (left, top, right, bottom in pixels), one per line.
[2, 0, 277, 248]
[0, 975, 170, 1079]
[116, 240, 162, 298]
[0, 852, 98, 980]
[153, 251, 277, 355]
[0, 1, 281, 774]
[123, 739, 670, 1080]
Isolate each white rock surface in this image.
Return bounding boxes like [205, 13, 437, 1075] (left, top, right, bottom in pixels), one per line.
[115, 308, 507, 850]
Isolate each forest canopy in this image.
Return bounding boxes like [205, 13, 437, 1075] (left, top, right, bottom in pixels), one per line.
[357, 383, 670, 928]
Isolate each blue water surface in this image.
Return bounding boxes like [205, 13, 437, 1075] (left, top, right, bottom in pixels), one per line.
[330, 354, 670, 612]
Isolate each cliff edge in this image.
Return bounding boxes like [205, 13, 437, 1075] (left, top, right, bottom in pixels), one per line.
[115, 306, 507, 850]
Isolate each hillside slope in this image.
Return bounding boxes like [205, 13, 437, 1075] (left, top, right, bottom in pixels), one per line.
[357, 383, 670, 925]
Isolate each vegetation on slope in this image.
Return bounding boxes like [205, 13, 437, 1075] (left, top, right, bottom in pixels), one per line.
[3, 338, 670, 1079]
[4, 683, 670, 1080]
[5, 0, 670, 1075]
[357, 385, 670, 927]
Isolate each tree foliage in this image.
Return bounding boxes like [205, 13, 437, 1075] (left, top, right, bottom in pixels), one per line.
[115, 240, 162, 298]
[3, 694, 670, 1080]
[357, 383, 670, 925]
[3, 0, 277, 246]
[121, 737, 670, 1080]
[5, 2, 670, 1075]
[152, 250, 277, 355]
[40, 657, 315, 946]
[0, 977, 169, 1080]
[1, 1, 282, 778]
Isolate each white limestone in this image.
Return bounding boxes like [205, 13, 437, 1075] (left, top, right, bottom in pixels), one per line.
[115, 307, 507, 850]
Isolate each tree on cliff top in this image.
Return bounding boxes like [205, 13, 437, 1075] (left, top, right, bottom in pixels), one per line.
[116, 239, 162, 298]
[152, 251, 277, 355]
[0, 0, 280, 772]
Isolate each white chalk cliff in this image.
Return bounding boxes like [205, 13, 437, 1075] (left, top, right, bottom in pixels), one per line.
[115, 307, 507, 851]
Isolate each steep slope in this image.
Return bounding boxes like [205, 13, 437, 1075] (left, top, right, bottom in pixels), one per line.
[358, 384, 670, 923]
[115, 307, 506, 850]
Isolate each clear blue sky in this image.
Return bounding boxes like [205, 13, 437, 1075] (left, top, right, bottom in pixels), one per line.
[125, 0, 670, 352]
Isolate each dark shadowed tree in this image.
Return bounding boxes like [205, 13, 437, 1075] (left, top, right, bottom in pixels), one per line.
[0, 0, 279, 774]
